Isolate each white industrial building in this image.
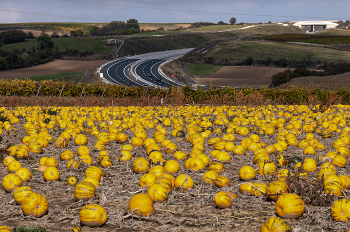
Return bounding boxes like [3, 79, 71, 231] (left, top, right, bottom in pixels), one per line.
[293, 21, 339, 32]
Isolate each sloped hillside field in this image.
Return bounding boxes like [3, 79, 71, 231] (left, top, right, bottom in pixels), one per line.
[1, 105, 350, 231]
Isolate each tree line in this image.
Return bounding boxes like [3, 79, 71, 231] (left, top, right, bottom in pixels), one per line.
[70, 19, 140, 37]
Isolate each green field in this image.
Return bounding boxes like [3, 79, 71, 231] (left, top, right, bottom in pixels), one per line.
[20, 72, 84, 82]
[185, 63, 221, 77]
[189, 25, 246, 32]
[208, 40, 350, 62]
[317, 29, 350, 36]
[1, 37, 115, 54]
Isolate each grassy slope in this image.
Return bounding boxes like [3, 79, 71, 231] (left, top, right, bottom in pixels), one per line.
[185, 63, 221, 77]
[189, 25, 246, 31]
[207, 40, 350, 62]
[1, 37, 114, 54]
[20, 72, 83, 82]
[316, 29, 350, 36]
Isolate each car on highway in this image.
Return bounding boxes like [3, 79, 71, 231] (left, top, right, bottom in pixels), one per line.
[141, 84, 148, 87]
[148, 73, 152, 77]
[156, 77, 161, 81]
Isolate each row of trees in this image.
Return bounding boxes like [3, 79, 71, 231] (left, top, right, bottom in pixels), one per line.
[0, 30, 35, 46]
[189, 18, 237, 29]
[70, 19, 140, 37]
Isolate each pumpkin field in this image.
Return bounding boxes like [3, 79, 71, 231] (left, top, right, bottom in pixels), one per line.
[1, 104, 350, 231]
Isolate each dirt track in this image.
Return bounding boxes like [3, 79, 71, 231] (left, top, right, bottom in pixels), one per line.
[194, 66, 289, 87]
[0, 60, 108, 79]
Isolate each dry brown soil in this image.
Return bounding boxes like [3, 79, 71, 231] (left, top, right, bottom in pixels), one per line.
[0, 60, 108, 79]
[194, 66, 289, 87]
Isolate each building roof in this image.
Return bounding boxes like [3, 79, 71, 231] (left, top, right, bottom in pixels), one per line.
[293, 21, 339, 26]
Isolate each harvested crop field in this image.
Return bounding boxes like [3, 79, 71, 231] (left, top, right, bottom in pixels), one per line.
[194, 66, 288, 87]
[279, 72, 350, 90]
[0, 105, 350, 232]
[0, 60, 108, 80]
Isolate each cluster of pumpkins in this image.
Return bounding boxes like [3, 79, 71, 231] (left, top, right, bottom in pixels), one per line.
[1, 104, 350, 231]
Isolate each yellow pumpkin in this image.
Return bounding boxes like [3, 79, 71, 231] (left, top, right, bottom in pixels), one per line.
[15, 168, 32, 182]
[331, 198, 350, 221]
[77, 146, 90, 156]
[339, 175, 350, 189]
[239, 182, 253, 194]
[275, 193, 305, 219]
[116, 133, 128, 143]
[277, 169, 293, 181]
[79, 204, 107, 227]
[60, 150, 74, 161]
[74, 134, 88, 146]
[260, 217, 291, 232]
[67, 159, 80, 169]
[44, 157, 58, 167]
[80, 154, 92, 166]
[251, 182, 267, 196]
[130, 137, 144, 146]
[85, 166, 104, 182]
[324, 181, 343, 196]
[43, 167, 60, 181]
[203, 171, 218, 184]
[317, 167, 337, 180]
[70, 227, 82, 232]
[257, 162, 276, 175]
[139, 173, 157, 187]
[129, 193, 154, 216]
[209, 162, 225, 174]
[74, 181, 96, 201]
[55, 136, 68, 148]
[239, 166, 256, 181]
[332, 155, 347, 168]
[3, 156, 16, 167]
[216, 151, 231, 162]
[214, 191, 233, 209]
[266, 181, 289, 201]
[149, 165, 164, 178]
[132, 157, 150, 173]
[147, 184, 168, 202]
[13, 186, 33, 204]
[0, 226, 13, 232]
[118, 151, 132, 161]
[173, 151, 187, 160]
[214, 176, 230, 188]
[2, 173, 23, 192]
[67, 176, 79, 186]
[7, 160, 22, 173]
[175, 174, 194, 190]
[187, 158, 205, 171]
[21, 192, 48, 218]
[164, 160, 180, 173]
[84, 177, 99, 188]
[99, 158, 113, 168]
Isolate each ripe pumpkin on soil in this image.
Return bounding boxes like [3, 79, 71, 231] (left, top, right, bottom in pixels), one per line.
[0, 226, 13, 232]
[331, 198, 350, 221]
[13, 186, 33, 204]
[275, 193, 305, 219]
[164, 160, 180, 173]
[21, 192, 48, 218]
[139, 173, 157, 187]
[175, 174, 194, 190]
[260, 217, 291, 232]
[7, 160, 22, 173]
[15, 167, 31, 182]
[79, 204, 107, 227]
[147, 184, 168, 202]
[203, 171, 218, 184]
[75, 181, 96, 201]
[129, 193, 154, 216]
[251, 182, 267, 197]
[214, 191, 233, 209]
[2, 173, 23, 192]
[266, 181, 289, 201]
[67, 176, 79, 186]
[43, 167, 60, 181]
[239, 166, 256, 181]
[132, 157, 150, 173]
[85, 166, 104, 182]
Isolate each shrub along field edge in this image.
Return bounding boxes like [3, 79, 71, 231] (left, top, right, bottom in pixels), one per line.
[1, 79, 350, 106]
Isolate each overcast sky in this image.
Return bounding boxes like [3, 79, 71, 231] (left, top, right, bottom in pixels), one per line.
[1, 0, 350, 24]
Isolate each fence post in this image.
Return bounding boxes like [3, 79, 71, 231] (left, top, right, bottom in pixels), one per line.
[59, 85, 64, 97]
[145, 87, 149, 96]
[166, 87, 169, 96]
[101, 87, 107, 98]
[80, 86, 86, 97]
[122, 86, 127, 98]
[36, 85, 41, 97]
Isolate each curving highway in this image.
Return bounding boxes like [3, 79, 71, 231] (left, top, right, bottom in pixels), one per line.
[99, 48, 193, 88]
